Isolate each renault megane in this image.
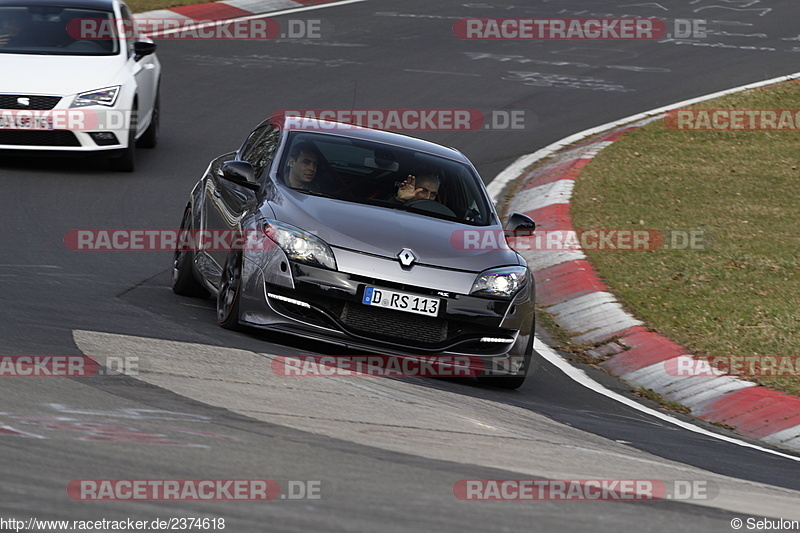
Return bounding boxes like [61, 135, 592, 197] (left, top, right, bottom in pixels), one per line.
[172, 115, 537, 388]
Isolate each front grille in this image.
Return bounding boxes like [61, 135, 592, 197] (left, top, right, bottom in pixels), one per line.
[0, 130, 80, 147]
[268, 280, 513, 352]
[0, 95, 62, 110]
[341, 302, 448, 344]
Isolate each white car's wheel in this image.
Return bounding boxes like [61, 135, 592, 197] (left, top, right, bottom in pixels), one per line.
[137, 89, 159, 149]
[109, 105, 136, 172]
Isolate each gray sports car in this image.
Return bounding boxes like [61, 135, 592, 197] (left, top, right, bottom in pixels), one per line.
[172, 115, 537, 388]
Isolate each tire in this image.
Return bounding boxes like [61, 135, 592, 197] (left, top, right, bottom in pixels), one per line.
[172, 208, 210, 298]
[109, 105, 136, 172]
[476, 373, 527, 390]
[136, 89, 159, 149]
[217, 250, 243, 330]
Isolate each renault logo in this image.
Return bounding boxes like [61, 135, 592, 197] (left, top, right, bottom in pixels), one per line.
[397, 248, 417, 267]
[17, 97, 30, 107]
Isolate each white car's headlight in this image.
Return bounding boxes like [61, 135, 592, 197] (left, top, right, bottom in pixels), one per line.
[470, 266, 528, 298]
[262, 219, 337, 270]
[71, 86, 120, 108]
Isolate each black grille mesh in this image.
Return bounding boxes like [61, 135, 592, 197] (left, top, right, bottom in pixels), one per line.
[0, 95, 62, 110]
[0, 130, 80, 146]
[341, 302, 448, 344]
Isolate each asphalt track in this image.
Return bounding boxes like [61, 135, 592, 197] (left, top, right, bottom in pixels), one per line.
[1, 0, 800, 531]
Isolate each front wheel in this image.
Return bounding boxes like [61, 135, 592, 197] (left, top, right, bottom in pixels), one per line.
[477, 374, 527, 390]
[137, 90, 159, 148]
[476, 320, 535, 390]
[217, 250, 243, 330]
[109, 106, 136, 172]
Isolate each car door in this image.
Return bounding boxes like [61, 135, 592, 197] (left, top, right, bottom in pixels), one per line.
[202, 124, 280, 279]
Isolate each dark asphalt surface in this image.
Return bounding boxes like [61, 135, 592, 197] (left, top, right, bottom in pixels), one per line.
[1, 0, 799, 530]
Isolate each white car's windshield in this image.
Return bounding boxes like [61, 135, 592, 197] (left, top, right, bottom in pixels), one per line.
[0, 5, 119, 55]
[277, 132, 495, 226]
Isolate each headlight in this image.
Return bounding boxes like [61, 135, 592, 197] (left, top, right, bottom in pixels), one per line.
[262, 219, 336, 270]
[470, 266, 528, 298]
[71, 86, 120, 108]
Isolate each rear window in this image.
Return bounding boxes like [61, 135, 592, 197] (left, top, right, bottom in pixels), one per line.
[0, 5, 119, 55]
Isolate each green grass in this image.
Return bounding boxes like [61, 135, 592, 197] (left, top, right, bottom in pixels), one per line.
[635, 388, 691, 414]
[571, 80, 800, 397]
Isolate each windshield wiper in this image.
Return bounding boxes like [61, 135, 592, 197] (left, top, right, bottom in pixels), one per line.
[293, 188, 336, 199]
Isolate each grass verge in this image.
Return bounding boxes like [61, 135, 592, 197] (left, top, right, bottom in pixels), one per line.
[635, 388, 691, 414]
[571, 80, 800, 397]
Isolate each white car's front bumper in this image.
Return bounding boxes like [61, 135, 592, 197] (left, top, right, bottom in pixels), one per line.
[0, 94, 135, 153]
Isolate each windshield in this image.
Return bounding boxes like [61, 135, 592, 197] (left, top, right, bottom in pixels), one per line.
[0, 5, 119, 55]
[277, 132, 495, 226]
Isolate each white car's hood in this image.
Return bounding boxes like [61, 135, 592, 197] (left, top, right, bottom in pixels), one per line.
[0, 54, 126, 97]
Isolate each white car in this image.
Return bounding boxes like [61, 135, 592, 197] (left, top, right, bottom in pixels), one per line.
[0, 0, 160, 171]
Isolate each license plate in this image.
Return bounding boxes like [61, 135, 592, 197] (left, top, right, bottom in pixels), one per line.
[0, 114, 53, 130]
[362, 286, 440, 317]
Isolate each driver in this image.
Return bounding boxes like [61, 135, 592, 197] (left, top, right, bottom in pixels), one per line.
[0, 10, 28, 48]
[285, 141, 322, 191]
[394, 169, 440, 203]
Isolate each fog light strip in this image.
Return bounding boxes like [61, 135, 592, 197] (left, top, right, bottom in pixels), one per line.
[480, 337, 515, 343]
[267, 293, 311, 308]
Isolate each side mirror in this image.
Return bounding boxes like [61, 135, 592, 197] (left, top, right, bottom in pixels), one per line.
[220, 161, 260, 191]
[504, 213, 536, 251]
[505, 212, 536, 233]
[134, 40, 157, 61]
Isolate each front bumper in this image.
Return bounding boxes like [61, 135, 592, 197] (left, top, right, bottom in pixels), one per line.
[238, 260, 535, 377]
[0, 96, 132, 153]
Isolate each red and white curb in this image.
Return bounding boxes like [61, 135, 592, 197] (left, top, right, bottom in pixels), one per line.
[135, 0, 365, 24]
[491, 72, 800, 454]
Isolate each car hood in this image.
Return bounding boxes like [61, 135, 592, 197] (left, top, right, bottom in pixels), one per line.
[0, 54, 125, 97]
[266, 188, 522, 273]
